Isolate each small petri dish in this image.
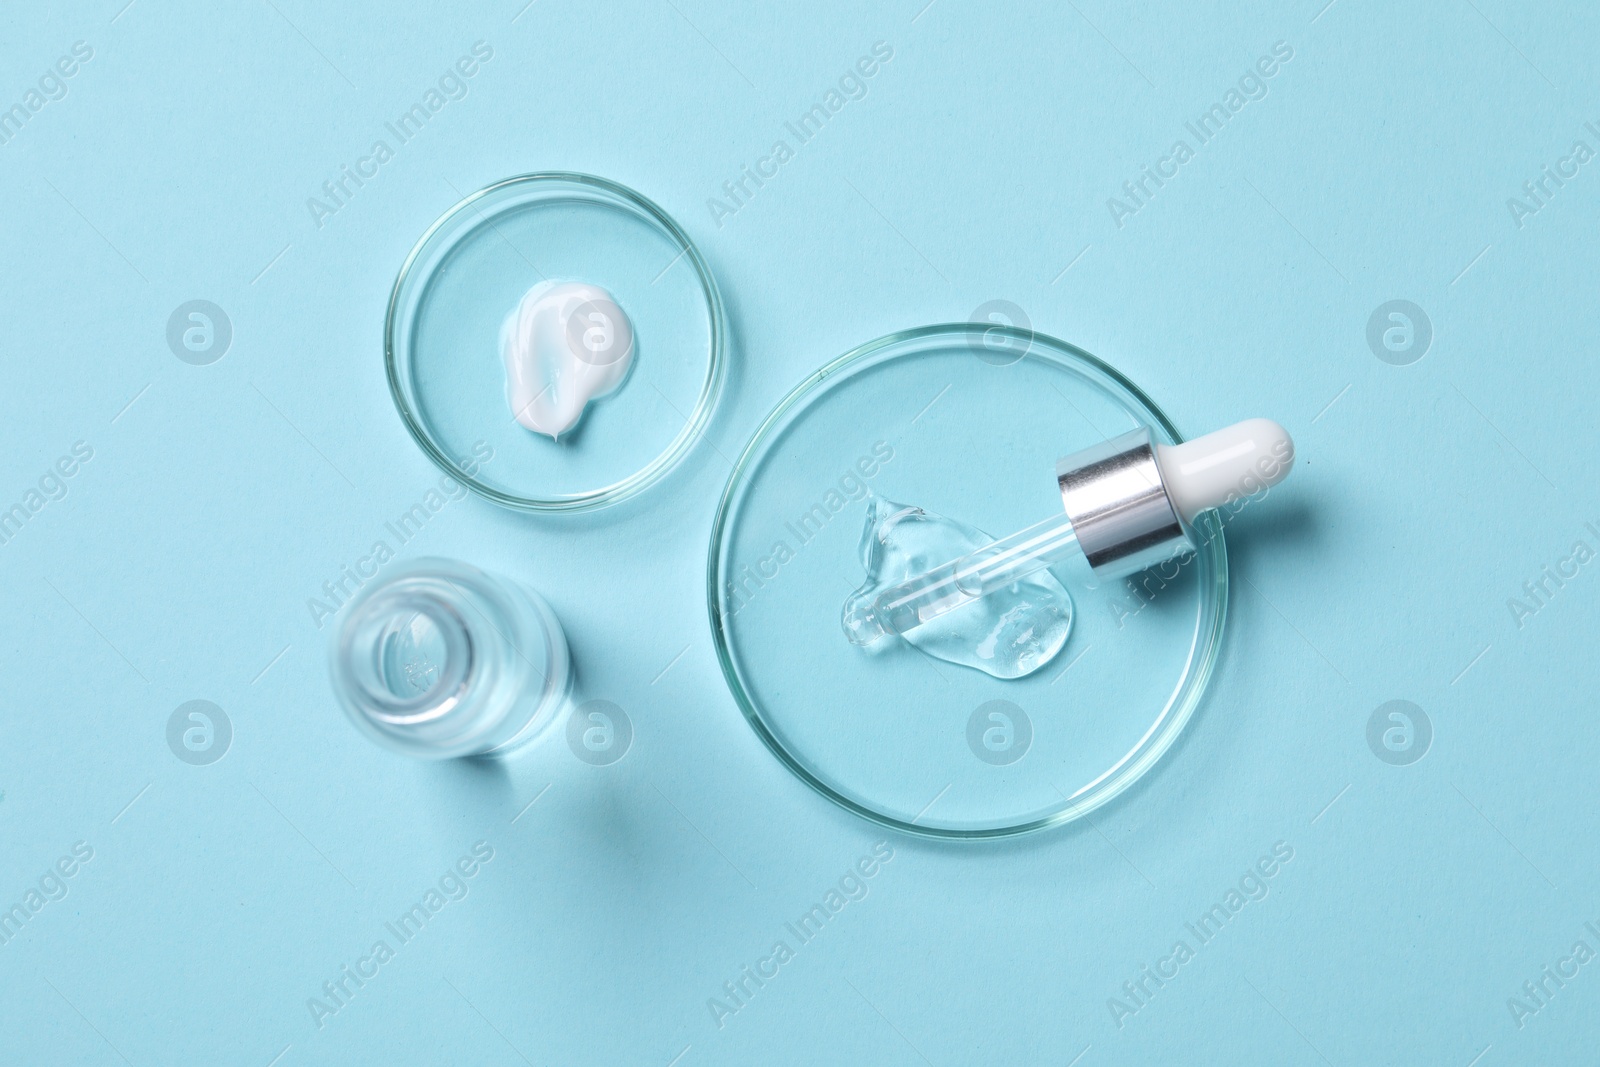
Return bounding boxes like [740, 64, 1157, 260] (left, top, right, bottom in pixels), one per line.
[707, 325, 1228, 839]
[386, 173, 726, 512]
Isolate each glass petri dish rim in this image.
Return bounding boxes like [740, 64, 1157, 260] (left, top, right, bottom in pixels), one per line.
[384, 171, 727, 513]
[706, 323, 1229, 840]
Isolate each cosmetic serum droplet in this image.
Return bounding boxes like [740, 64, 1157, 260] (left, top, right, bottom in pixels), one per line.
[843, 497, 1073, 679]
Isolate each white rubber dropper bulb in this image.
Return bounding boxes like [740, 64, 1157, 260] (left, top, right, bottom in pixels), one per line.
[1152, 418, 1295, 524]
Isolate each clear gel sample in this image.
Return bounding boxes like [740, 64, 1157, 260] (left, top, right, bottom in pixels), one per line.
[842, 497, 1074, 680]
[843, 511, 1085, 647]
[501, 280, 635, 439]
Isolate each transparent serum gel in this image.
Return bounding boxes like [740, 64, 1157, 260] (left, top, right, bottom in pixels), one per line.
[844, 498, 1076, 679]
[501, 281, 634, 439]
[329, 558, 571, 758]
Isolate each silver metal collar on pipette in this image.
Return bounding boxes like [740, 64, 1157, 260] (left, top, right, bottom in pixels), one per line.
[1056, 427, 1195, 580]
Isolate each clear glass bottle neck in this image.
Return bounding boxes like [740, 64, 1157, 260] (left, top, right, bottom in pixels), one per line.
[330, 558, 568, 758]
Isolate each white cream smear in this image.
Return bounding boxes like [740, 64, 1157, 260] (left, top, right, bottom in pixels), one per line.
[500, 281, 635, 439]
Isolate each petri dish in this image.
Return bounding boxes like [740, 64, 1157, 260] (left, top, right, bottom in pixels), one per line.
[386, 173, 726, 512]
[707, 325, 1228, 839]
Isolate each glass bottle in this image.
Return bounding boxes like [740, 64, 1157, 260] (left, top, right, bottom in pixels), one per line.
[329, 557, 571, 758]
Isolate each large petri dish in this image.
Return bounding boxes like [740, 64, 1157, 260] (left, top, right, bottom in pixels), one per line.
[708, 325, 1228, 839]
[386, 173, 725, 512]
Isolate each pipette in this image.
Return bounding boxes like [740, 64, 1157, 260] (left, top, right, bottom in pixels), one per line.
[842, 419, 1294, 645]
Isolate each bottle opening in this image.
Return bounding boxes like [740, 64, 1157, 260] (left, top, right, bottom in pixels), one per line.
[343, 591, 475, 724]
[377, 609, 452, 700]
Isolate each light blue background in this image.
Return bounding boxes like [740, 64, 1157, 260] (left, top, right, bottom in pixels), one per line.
[2, 1, 1596, 1064]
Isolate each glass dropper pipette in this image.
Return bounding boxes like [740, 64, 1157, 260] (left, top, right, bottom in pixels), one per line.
[843, 419, 1294, 646]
